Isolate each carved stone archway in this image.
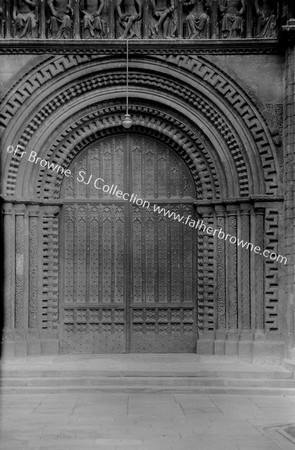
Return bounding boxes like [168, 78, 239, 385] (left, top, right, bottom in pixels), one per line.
[0, 53, 284, 359]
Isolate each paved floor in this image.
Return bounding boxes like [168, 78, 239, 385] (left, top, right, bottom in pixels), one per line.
[1, 355, 295, 449]
[1, 392, 295, 449]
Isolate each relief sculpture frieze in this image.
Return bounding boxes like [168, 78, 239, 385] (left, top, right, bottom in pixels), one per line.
[0, 0, 282, 40]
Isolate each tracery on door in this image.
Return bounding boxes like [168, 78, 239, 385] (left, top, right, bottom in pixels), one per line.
[60, 133, 198, 353]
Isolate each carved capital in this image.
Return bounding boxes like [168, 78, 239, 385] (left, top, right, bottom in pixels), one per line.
[240, 203, 252, 214]
[197, 206, 214, 217]
[226, 204, 239, 215]
[254, 207, 265, 216]
[14, 204, 26, 215]
[28, 205, 40, 217]
[214, 204, 226, 216]
[42, 206, 61, 217]
[2, 202, 14, 214]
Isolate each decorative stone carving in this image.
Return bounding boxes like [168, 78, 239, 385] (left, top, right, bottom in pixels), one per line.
[239, 205, 251, 330]
[183, 0, 210, 39]
[2, 54, 279, 201]
[0, 0, 286, 41]
[42, 207, 60, 331]
[220, 0, 245, 39]
[149, 0, 176, 39]
[2, 203, 14, 330]
[254, 207, 265, 332]
[13, 0, 38, 39]
[48, 0, 73, 39]
[15, 205, 26, 330]
[116, 0, 142, 39]
[264, 208, 280, 332]
[255, 0, 278, 38]
[28, 206, 39, 329]
[80, 0, 109, 39]
[226, 207, 238, 329]
[215, 206, 226, 330]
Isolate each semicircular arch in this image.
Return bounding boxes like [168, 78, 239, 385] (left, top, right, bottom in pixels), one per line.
[0, 54, 280, 201]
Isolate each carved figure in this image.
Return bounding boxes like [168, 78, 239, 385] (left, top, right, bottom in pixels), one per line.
[220, 0, 245, 39]
[255, 0, 278, 38]
[48, 0, 73, 39]
[183, 0, 210, 39]
[116, 0, 142, 39]
[13, 0, 38, 39]
[80, 0, 109, 38]
[150, 0, 176, 39]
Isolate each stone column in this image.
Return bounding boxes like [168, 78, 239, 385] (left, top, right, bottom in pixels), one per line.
[2, 203, 14, 331]
[196, 206, 215, 354]
[14, 205, 27, 331]
[28, 206, 40, 331]
[238, 203, 252, 360]
[281, 22, 295, 357]
[1, 203, 15, 357]
[225, 205, 239, 355]
[27, 205, 43, 355]
[253, 207, 265, 334]
[214, 205, 226, 354]
[239, 204, 251, 331]
[14, 204, 29, 356]
[40, 206, 61, 355]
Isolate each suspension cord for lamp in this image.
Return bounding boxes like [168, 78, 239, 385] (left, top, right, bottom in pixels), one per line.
[122, 39, 132, 129]
[126, 38, 129, 116]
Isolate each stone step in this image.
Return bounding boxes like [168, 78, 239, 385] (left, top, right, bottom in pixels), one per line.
[1, 369, 293, 379]
[2, 385, 295, 396]
[2, 356, 294, 395]
[2, 375, 295, 388]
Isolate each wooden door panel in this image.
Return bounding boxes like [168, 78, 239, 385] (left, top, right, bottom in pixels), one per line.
[60, 134, 128, 353]
[61, 203, 127, 353]
[60, 134, 197, 353]
[130, 204, 197, 352]
[130, 135, 194, 199]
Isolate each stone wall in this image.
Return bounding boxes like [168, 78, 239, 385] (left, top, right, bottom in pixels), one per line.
[0, 4, 294, 360]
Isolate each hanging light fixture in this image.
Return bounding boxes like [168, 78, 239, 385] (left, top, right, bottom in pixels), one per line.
[122, 38, 133, 129]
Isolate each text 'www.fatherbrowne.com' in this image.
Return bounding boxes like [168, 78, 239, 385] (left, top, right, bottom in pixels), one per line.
[7, 145, 288, 266]
[76, 170, 288, 266]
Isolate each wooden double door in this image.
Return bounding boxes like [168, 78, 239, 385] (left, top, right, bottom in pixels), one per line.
[60, 134, 197, 352]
